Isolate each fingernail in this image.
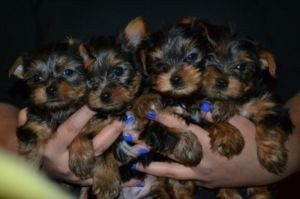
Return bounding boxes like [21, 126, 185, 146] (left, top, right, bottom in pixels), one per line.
[138, 147, 149, 155]
[124, 114, 135, 125]
[200, 101, 211, 113]
[123, 133, 133, 142]
[146, 110, 157, 120]
[135, 182, 144, 187]
[130, 163, 137, 171]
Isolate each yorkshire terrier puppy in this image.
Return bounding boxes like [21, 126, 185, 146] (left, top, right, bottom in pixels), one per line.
[9, 39, 86, 168]
[129, 17, 212, 198]
[201, 27, 293, 198]
[68, 17, 147, 199]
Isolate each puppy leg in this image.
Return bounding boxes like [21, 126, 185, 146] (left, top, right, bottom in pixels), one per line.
[217, 188, 243, 199]
[256, 124, 288, 174]
[208, 122, 245, 158]
[69, 134, 94, 178]
[170, 179, 195, 199]
[248, 187, 270, 199]
[173, 130, 203, 166]
[17, 121, 52, 168]
[93, 152, 122, 199]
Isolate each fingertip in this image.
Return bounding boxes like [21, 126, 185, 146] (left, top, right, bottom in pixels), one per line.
[80, 105, 96, 117]
[18, 108, 28, 126]
[122, 178, 144, 187]
[201, 111, 213, 122]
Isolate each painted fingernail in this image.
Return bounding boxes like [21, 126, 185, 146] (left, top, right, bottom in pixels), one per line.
[123, 133, 133, 142]
[130, 163, 137, 171]
[138, 148, 149, 155]
[124, 114, 135, 125]
[135, 182, 144, 187]
[201, 101, 211, 112]
[146, 110, 157, 120]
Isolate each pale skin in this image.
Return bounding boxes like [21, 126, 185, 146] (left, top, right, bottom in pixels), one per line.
[129, 93, 300, 188]
[0, 93, 299, 189]
[0, 104, 143, 187]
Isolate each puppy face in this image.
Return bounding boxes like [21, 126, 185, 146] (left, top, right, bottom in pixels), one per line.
[10, 40, 86, 109]
[81, 17, 147, 113]
[202, 36, 276, 100]
[141, 21, 210, 97]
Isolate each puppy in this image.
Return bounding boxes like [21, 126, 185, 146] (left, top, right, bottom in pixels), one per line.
[130, 17, 212, 198]
[9, 39, 86, 168]
[68, 17, 147, 199]
[201, 28, 293, 198]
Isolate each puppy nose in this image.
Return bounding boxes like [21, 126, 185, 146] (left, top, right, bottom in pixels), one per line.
[46, 86, 57, 96]
[215, 78, 228, 89]
[100, 92, 111, 103]
[170, 75, 183, 87]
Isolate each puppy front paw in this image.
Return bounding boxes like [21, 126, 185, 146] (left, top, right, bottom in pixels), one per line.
[69, 137, 94, 178]
[93, 171, 121, 199]
[133, 94, 163, 119]
[173, 131, 203, 166]
[256, 126, 288, 174]
[257, 139, 287, 174]
[209, 123, 245, 158]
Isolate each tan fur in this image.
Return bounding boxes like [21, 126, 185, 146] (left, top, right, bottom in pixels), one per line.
[209, 122, 245, 158]
[19, 121, 52, 168]
[239, 93, 276, 123]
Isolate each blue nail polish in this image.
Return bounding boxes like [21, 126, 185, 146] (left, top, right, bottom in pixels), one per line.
[146, 110, 157, 120]
[123, 133, 133, 142]
[124, 114, 135, 125]
[135, 182, 144, 188]
[138, 148, 149, 155]
[201, 101, 211, 112]
[130, 163, 137, 171]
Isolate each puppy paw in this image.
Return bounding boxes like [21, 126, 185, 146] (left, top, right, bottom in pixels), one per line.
[173, 131, 202, 166]
[93, 172, 121, 199]
[209, 123, 245, 158]
[133, 94, 163, 119]
[69, 137, 94, 178]
[217, 188, 243, 199]
[257, 139, 287, 174]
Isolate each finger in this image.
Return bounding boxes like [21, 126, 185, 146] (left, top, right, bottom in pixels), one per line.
[134, 162, 198, 180]
[150, 111, 189, 130]
[122, 129, 144, 144]
[200, 111, 213, 122]
[54, 105, 95, 151]
[18, 108, 28, 126]
[122, 178, 144, 187]
[60, 175, 93, 186]
[92, 120, 124, 156]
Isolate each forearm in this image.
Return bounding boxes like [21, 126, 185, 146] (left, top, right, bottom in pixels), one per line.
[0, 103, 19, 153]
[197, 93, 300, 188]
[133, 93, 300, 188]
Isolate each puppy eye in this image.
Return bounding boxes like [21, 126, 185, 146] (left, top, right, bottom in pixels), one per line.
[63, 69, 74, 76]
[153, 62, 170, 73]
[33, 75, 43, 83]
[206, 53, 215, 62]
[184, 53, 198, 62]
[235, 63, 247, 71]
[113, 66, 124, 76]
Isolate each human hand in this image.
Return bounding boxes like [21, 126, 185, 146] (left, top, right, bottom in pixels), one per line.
[18, 106, 124, 186]
[123, 111, 292, 188]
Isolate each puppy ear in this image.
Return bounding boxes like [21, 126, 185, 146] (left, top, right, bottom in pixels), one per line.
[9, 56, 25, 79]
[78, 43, 95, 68]
[178, 16, 198, 26]
[66, 37, 77, 46]
[259, 49, 276, 78]
[119, 16, 149, 50]
[179, 17, 217, 46]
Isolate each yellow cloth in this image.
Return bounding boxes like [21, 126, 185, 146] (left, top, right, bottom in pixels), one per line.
[0, 149, 73, 199]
